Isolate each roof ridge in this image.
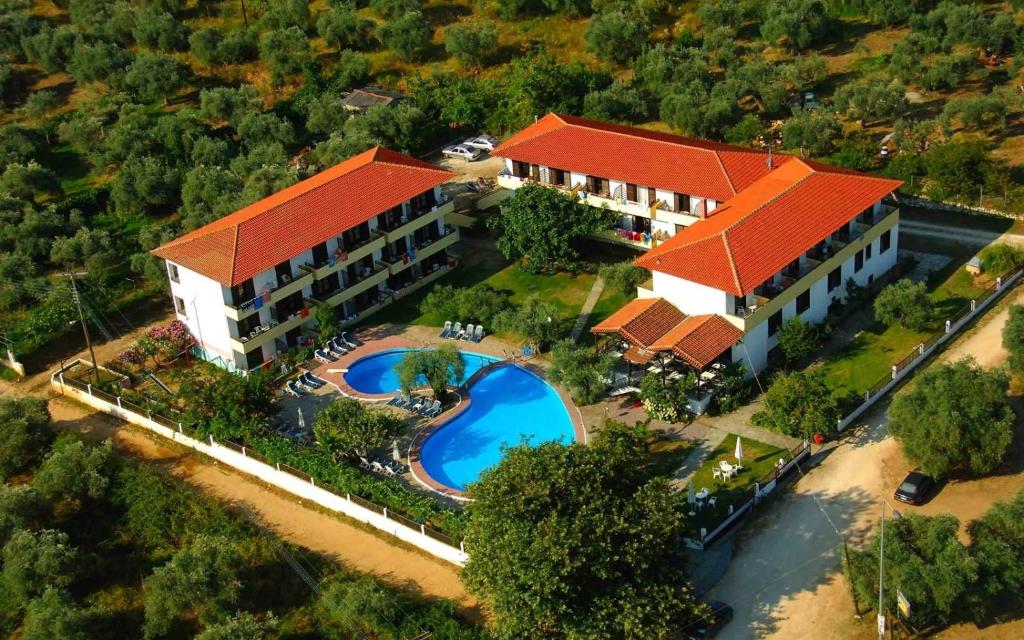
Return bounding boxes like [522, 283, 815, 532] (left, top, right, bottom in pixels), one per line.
[563, 120, 724, 159]
[721, 165, 815, 237]
[230, 225, 240, 285]
[712, 151, 738, 196]
[720, 234, 743, 296]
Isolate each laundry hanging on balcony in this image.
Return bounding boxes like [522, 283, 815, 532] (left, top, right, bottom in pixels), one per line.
[253, 296, 263, 310]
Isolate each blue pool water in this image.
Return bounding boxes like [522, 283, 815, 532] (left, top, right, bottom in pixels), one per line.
[343, 348, 497, 395]
[419, 364, 576, 492]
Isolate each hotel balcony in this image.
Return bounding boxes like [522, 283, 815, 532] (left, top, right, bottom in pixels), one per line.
[223, 232, 386, 321]
[377, 199, 453, 243]
[230, 302, 312, 354]
[382, 227, 460, 276]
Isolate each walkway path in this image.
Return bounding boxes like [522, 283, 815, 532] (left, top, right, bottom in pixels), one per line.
[569, 276, 605, 341]
[901, 219, 1024, 248]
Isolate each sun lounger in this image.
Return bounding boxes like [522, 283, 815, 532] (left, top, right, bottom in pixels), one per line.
[314, 349, 335, 363]
[307, 372, 328, 386]
[425, 400, 443, 417]
[340, 332, 358, 348]
[448, 322, 462, 340]
[371, 461, 386, 474]
[461, 324, 475, 341]
[419, 399, 440, 417]
[386, 393, 404, 407]
[359, 457, 372, 470]
[382, 465, 398, 478]
[439, 320, 452, 338]
[473, 325, 484, 342]
[286, 380, 305, 396]
[408, 397, 427, 413]
[397, 394, 417, 410]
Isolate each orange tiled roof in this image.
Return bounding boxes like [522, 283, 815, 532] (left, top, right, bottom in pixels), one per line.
[592, 298, 742, 369]
[635, 159, 902, 296]
[152, 147, 453, 287]
[650, 315, 744, 370]
[492, 113, 783, 202]
[591, 298, 685, 348]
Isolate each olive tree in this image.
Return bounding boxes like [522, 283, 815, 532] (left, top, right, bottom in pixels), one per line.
[888, 358, 1014, 478]
[444, 20, 498, 67]
[396, 342, 465, 401]
[874, 279, 934, 331]
[312, 398, 403, 460]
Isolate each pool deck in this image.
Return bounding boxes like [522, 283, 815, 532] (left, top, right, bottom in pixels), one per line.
[309, 326, 587, 500]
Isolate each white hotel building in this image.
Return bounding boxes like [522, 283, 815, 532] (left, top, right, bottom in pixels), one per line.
[153, 147, 459, 371]
[494, 114, 902, 373]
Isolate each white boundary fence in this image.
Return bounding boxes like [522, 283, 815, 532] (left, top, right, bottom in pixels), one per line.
[837, 266, 1024, 431]
[51, 364, 469, 566]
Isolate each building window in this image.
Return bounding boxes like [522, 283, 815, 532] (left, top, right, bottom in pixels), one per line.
[626, 183, 638, 202]
[168, 263, 180, 283]
[245, 348, 264, 370]
[880, 229, 891, 253]
[647, 187, 657, 205]
[854, 250, 864, 273]
[865, 242, 873, 260]
[674, 193, 690, 213]
[768, 310, 783, 337]
[796, 289, 811, 314]
[828, 266, 841, 292]
[174, 296, 187, 316]
[550, 168, 566, 186]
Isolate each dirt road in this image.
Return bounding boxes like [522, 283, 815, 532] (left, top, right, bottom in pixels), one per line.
[710, 285, 1024, 639]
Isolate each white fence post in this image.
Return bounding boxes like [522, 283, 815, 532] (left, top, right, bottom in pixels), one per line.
[918, 343, 925, 355]
[86, 383, 92, 395]
[277, 462, 281, 471]
[117, 396, 122, 408]
[997, 276, 1003, 289]
[945, 319, 952, 332]
[209, 434, 214, 446]
[971, 299, 976, 311]
[421, 524, 426, 535]
[383, 507, 388, 519]
[310, 476, 315, 486]
[242, 446, 246, 457]
[891, 365, 897, 380]
[178, 423, 183, 433]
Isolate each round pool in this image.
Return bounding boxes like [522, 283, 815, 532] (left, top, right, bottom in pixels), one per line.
[343, 348, 498, 395]
[418, 364, 576, 492]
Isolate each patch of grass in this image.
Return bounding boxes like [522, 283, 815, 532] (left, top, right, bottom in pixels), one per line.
[683, 435, 788, 540]
[819, 254, 991, 395]
[644, 436, 695, 478]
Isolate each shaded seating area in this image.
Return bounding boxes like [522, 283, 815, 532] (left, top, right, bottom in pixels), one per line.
[591, 297, 744, 406]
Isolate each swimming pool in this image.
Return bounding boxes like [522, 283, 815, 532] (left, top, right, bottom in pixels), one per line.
[343, 348, 498, 395]
[418, 364, 576, 492]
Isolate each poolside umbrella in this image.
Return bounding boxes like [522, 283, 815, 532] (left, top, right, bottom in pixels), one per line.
[392, 439, 402, 463]
[734, 436, 743, 465]
[297, 407, 305, 430]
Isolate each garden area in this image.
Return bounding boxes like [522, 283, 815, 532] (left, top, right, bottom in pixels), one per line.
[816, 241, 998, 396]
[681, 435, 790, 541]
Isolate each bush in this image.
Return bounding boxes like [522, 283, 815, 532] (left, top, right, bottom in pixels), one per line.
[548, 340, 614, 405]
[889, 358, 1015, 478]
[313, 398, 403, 459]
[979, 244, 1024, 275]
[492, 297, 567, 350]
[444, 20, 497, 67]
[0, 397, 52, 480]
[874, 279, 934, 331]
[752, 370, 840, 438]
[776, 317, 824, 364]
[639, 372, 695, 423]
[598, 261, 648, 298]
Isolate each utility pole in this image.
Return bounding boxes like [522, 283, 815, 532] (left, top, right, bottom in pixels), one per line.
[64, 272, 99, 386]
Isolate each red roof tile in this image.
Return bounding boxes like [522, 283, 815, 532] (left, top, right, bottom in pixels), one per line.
[636, 159, 902, 296]
[492, 113, 783, 202]
[650, 315, 743, 370]
[152, 147, 453, 287]
[591, 298, 685, 348]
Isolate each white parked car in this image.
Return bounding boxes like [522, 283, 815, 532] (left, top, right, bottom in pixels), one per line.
[442, 144, 482, 161]
[463, 135, 498, 152]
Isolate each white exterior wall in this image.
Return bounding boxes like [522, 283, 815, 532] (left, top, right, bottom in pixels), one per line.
[167, 263, 234, 363]
[652, 271, 730, 315]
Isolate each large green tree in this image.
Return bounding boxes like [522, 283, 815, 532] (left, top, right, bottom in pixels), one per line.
[1003, 304, 1024, 374]
[0, 397, 52, 481]
[969, 488, 1024, 612]
[888, 359, 1014, 478]
[489, 182, 611, 273]
[32, 439, 116, 504]
[462, 422, 701, 638]
[312, 398, 403, 460]
[180, 370, 278, 442]
[752, 370, 841, 438]
[143, 536, 243, 638]
[874, 279, 934, 331]
[396, 343, 465, 401]
[547, 340, 615, 405]
[849, 513, 977, 629]
[1, 529, 78, 608]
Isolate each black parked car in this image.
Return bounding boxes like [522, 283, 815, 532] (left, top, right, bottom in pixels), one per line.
[894, 470, 935, 505]
[686, 600, 734, 639]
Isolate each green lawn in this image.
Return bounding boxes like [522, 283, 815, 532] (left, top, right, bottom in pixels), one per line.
[817, 251, 992, 396]
[683, 435, 789, 540]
